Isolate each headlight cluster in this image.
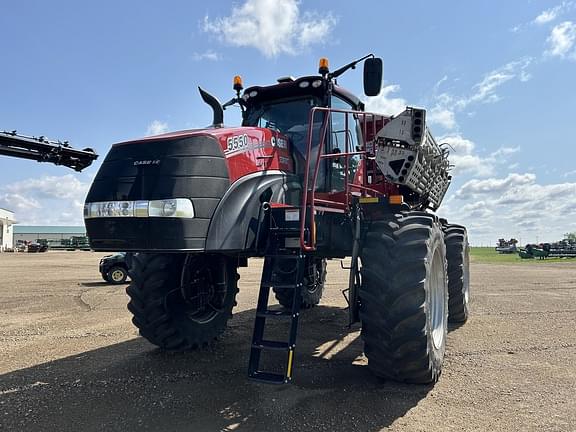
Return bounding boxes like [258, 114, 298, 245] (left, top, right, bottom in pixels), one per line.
[84, 199, 194, 219]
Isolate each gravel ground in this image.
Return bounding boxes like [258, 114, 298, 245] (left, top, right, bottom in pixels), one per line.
[0, 251, 575, 431]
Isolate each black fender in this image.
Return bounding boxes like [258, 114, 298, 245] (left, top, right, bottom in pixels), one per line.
[205, 171, 301, 252]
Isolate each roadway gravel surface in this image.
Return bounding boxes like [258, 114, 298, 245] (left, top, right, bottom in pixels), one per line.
[1, 251, 575, 431]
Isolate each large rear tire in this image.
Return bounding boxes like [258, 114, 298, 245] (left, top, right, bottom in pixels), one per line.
[444, 224, 470, 323]
[360, 212, 448, 383]
[273, 257, 327, 309]
[126, 253, 238, 350]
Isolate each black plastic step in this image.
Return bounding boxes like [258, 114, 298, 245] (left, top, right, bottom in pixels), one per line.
[252, 340, 291, 351]
[256, 309, 295, 318]
[248, 371, 289, 385]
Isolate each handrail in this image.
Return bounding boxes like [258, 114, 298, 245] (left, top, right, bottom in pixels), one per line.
[299, 107, 388, 251]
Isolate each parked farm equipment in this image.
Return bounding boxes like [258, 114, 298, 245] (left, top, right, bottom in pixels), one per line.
[496, 238, 518, 254]
[83, 55, 470, 385]
[519, 239, 576, 259]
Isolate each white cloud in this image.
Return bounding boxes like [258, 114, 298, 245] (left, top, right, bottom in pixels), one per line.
[545, 21, 576, 59]
[455, 173, 536, 197]
[0, 193, 41, 212]
[461, 201, 493, 218]
[443, 135, 475, 155]
[364, 84, 522, 177]
[491, 146, 520, 157]
[441, 134, 519, 177]
[427, 107, 456, 129]
[440, 173, 576, 245]
[0, 175, 91, 225]
[4, 175, 89, 200]
[455, 58, 533, 109]
[146, 120, 169, 136]
[423, 58, 533, 131]
[203, 0, 337, 58]
[449, 153, 494, 177]
[519, 70, 532, 82]
[192, 50, 221, 61]
[534, 7, 562, 25]
[534, 2, 574, 25]
[364, 85, 407, 116]
[511, 2, 573, 32]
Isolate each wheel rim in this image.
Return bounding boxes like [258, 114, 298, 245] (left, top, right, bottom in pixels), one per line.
[430, 248, 447, 350]
[176, 256, 228, 324]
[306, 260, 324, 294]
[111, 269, 125, 282]
[463, 246, 470, 304]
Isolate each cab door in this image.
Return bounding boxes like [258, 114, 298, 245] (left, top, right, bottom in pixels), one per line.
[326, 96, 362, 194]
[313, 96, 361, 256]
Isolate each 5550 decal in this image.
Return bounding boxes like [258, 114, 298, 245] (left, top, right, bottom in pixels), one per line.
[226, 134, 249, 153]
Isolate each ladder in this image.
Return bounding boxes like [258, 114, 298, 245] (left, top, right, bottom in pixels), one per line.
[248, 231, 306, 384]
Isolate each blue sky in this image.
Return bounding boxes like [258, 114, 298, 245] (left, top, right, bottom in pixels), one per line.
[1, 0, 575, 245]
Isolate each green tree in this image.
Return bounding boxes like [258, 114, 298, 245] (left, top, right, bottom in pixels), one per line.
[563, 232, 576, 241]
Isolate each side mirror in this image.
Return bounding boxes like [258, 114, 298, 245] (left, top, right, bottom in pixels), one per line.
[363, 57, 383, 97]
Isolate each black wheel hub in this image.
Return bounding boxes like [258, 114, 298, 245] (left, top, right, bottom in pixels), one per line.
[306, 260, 322, 294]
[165, 256, 229, 324]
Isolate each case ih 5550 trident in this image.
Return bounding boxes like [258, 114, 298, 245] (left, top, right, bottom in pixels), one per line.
[84, 55, 470, 384]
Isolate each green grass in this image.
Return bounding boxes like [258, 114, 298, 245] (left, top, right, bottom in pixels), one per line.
[470, 247, 576, 264]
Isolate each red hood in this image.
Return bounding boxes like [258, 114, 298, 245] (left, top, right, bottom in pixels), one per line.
[114, 126, 252, 146]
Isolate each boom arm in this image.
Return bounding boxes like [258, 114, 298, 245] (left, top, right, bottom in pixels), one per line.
[374, 107, 452, 210]
[0, 131, 98, 172]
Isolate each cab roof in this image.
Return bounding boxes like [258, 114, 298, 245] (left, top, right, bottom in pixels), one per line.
[243, 75, 363, 110]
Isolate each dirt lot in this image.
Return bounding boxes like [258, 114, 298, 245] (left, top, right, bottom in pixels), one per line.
[0, 251, 575, 431]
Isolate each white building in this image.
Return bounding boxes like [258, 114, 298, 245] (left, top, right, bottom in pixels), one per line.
[0, 208, 15, 251]
[13, 226, 86, 243]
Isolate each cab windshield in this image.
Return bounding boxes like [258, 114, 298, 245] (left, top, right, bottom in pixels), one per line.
[244, 97, 323, 156]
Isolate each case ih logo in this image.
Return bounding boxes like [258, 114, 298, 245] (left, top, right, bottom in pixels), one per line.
[133, 160, 161, 166]
[271, 136, 287, 149]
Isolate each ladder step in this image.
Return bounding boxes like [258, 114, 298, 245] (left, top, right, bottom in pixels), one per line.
[256, 309, 295, 318]
[264, 254, 303, 260]
[270, 227, 300, 233]
[248, 371, 289, 385]
[248, 250, 305, 384]
[252, 340, 292, 351]
[261, 282, 302, 289]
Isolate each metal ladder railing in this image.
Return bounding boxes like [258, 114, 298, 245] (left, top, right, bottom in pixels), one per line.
[299, 107, 389, 251]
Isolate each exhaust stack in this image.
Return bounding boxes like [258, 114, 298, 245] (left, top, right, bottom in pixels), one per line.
[198, 87, 224, 127]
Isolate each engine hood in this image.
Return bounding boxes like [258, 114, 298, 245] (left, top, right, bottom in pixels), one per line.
[84, 126, 295, 251]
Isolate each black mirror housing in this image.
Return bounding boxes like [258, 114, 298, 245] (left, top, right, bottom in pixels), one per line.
[363, 58, 383, 97]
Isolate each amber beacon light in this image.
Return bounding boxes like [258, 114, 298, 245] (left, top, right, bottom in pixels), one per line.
[318, 57, 329, 75]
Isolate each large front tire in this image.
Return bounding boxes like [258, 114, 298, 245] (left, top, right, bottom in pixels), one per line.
[126, 253, 238, 350]
[360, 213, 448, 384]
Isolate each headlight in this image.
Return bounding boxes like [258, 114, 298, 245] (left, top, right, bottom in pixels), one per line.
[148, 199, 194, 218]
[89, 201, 134, 218]
[84, 198, 194, 219]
